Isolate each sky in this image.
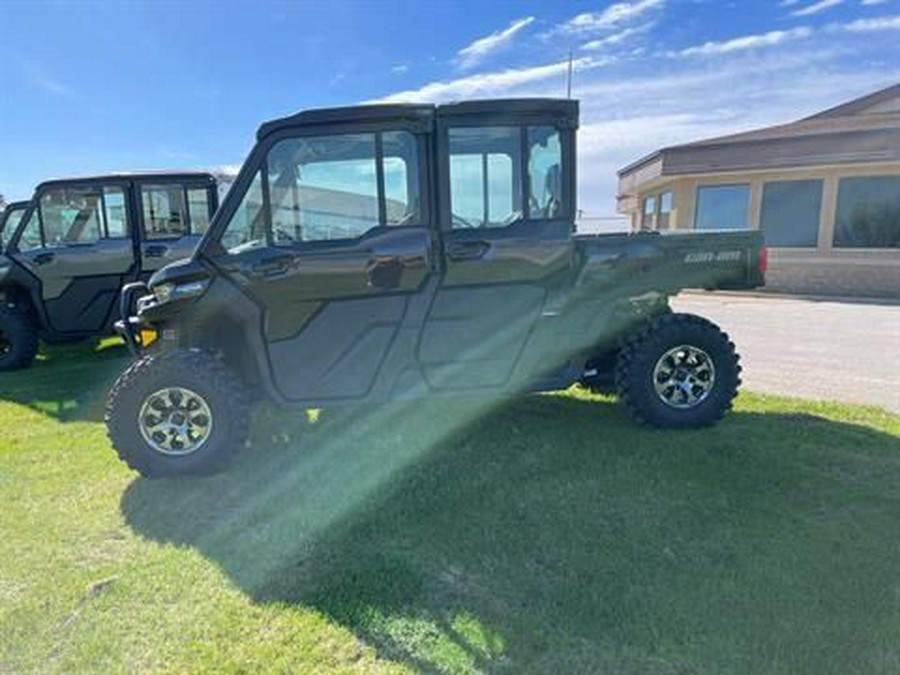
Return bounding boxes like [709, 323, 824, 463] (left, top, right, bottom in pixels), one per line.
[1, 0, 899, 224]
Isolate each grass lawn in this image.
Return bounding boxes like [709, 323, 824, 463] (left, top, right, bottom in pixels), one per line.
[1, 340, 900, 674]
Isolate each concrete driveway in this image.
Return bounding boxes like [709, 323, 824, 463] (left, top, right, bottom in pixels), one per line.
[673, 293, 900, 414]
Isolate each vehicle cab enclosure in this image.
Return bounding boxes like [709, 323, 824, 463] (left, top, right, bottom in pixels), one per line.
[130, 100, 764, 408]
[0, 172, 218, 350]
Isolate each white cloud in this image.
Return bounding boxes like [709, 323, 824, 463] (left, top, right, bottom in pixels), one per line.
[581, 24, 653, 51]
[373, 15, 899, 220]
[391, 64, 410, 74]
[375, 56, 611, 103]
[791, 0, 843, 16]
[558, 0, 665, 34]
[456, 16, 535, 70]
[679, 27, 813, 56]
[860, 0, 888, 5]
[841, 14, 900, 30]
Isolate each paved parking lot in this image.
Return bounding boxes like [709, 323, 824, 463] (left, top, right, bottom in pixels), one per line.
[673, 293, 900, 414]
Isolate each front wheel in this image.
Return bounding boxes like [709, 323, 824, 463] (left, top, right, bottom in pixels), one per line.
[615, 313, 741, 429]
[105, 350, 250, 477]
[0, 305, 39, 371]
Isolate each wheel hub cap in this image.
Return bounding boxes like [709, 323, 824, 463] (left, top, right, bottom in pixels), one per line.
[138, 387, 213, 456]
[652, 345, 716, 409]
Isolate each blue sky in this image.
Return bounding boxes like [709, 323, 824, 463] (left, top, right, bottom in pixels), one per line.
[1, 0, 899, 220]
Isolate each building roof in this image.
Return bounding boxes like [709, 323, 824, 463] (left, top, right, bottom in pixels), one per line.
[618, 83, 900, 179]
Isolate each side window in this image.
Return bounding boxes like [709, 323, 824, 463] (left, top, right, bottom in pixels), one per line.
[264, 130, 420, 245]
[383, 131, 420, 225]
[103, 187, 129, 238]
[142, 185, 187, 239]
[1, 207, 26, 248]
[187, 188, 213, 234]
[220, 171, 266, 253]
[17, 210, 43, 251]
[449, 126, 522, 229]
[528, 126, 562, 219]
[269, 133, 379, 244]
[218, 130, 423, 255]
[40, 187, 103, 247]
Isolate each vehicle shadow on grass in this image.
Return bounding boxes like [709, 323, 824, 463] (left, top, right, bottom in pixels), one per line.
[121, 395, 900, 674]
[0, 340, 129, 423]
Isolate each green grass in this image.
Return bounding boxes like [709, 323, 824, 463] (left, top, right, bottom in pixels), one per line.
[1, 340, 899, 673]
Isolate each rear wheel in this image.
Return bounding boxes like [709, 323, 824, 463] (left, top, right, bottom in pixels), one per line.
[105, 349, 250, 477]
[0, 305, 39, 371]
[615, 313, 740, 429]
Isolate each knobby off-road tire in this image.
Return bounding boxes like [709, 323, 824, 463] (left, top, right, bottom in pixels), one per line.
[105, 349, 250, 477]
[615, 313, 741, 429]
[0, 305, 39, 371]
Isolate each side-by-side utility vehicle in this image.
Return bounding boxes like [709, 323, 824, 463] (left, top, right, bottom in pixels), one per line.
[106, 99, 766, 477]
[0, 172, 218, 369]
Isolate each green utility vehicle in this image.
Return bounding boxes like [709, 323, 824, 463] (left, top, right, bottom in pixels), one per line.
[0, 172, 218, 370]
[106, 99, 766, 477]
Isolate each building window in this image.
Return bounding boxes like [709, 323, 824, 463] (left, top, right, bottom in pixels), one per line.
[641, 195, 656, 230]
[760, 180, 822, 247]
[658, 191, 673, 229]
[695, 184, 750, 231]
[834, 176, 900, 249]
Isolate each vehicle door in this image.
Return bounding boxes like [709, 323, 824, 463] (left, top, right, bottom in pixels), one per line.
[138, 179, 217, 275]
[419, 108, 577, 391]
[206, 125, 434, 402]
[10, 181, 136, 334]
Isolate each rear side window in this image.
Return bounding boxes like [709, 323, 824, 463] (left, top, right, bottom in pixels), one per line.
[528, 126, 563, 219]
[447, 124, 566, 228]
[449, 127, 521, 229]
[142, 185, 188, 239]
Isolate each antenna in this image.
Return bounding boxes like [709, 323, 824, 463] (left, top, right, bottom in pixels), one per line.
[566, 49, 574, 99]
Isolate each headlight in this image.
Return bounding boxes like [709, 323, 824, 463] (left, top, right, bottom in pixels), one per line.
[153, 282, 175, 303]
[151, 279, 209, 304]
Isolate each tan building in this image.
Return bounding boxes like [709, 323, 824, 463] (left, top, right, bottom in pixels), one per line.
[617, 84, 900, 297]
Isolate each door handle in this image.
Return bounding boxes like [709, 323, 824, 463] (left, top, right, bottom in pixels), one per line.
[33, 251, 55, 265]
[244, 254, 294, 278]
[447, 240, 490, 261]
[145, 244, 169, 258]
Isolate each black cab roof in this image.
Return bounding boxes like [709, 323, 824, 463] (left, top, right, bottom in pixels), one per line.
[35, 171, 217, 192]
[256, 98, 579, 140]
